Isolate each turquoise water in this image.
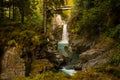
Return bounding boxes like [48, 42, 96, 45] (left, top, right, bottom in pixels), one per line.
[58, 43, 78, 76]
[57, 43, 69, 57]
[57, 43, 79, 61]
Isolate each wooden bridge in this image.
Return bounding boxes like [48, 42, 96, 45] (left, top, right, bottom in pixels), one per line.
[55, 5, 72, 10]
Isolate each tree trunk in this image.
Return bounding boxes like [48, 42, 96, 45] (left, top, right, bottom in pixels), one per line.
[12, 3, 15, 21]
[19, 7, 24, 23]
[0, 0, 4, 20]
[9, 7, 11, 19]
[65, 0, 68, 5]
[43, 0, 47, 34]
[21, 10, 24, 23]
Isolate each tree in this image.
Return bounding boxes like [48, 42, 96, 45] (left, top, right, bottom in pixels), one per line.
[0, 0, 4, 20]
[43, 0, 65, 34]
[70, 0, 120, 40]
[43, 0, 47, 34]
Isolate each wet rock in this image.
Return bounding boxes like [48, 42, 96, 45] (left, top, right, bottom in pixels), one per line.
[51, 14, 63, 41]
[74, 63, 82, 70]
[47, 51, 64, 65]
[72, 36, 116, 70]
[69, 39, 96, 54]
[74, 49, 111, 70]
[46, 51, 71, 68]
[64, 46, 73, 53]
[79, 49, 104, 63]
[52, 27, 62, 41]
[64, 64, 75, 69]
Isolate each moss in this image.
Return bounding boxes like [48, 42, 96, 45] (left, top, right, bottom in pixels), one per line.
[7, 39, 16, 46]
[30, 59, 54, 75]
[94, 35, 116, 49]
[13, 68, 119, 80]
[95, 64, 120, 78]
[73, 69, 118, 80]
[13, 76, 26, 80]
[109, 54, 120, 66]
[13, 71, 71, 80]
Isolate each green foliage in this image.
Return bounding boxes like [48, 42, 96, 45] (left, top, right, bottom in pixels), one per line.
[95, 47, 120, 77]
[13, 76, 26, 80]
[109, 54, 120, 66]
[116, 43, 120, 49]
[73, 70, 118, 80]
[7, 39, 16, 46]
[15, 30, 47, 48]
[46, 0, 67, 22]
[70, 0, 120, 40]
[13, 71, 71, 80]
[105, 24, 120, 40]
[30, 60, 54, 75]
[30, 71, 70, 80]
[95, 65, 120, 78]
[13, 69, 119, 80]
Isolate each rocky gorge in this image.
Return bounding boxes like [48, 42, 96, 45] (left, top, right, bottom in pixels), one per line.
[0, 13, 120, 80]
[0, 0, 120, 79]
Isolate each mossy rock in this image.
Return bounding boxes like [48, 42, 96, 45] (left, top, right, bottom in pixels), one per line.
[73, 69, 118, 80]
[31, 59, 54, 75]
[94, 35, 116, 49]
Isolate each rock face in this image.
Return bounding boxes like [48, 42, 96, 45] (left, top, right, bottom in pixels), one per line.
[69, 39, 95, 54]
[70, 37, 116, 70]
[0, 47, 25, 80]
[47, 50, 71, 68]
[75, 38, 117, 70]
[51, 14, 63, 41]
[74, 49, 110, 70]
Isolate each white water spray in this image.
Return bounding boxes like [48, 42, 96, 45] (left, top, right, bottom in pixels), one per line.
[60, 67, 76, 76]
[59, 23, 69, 44]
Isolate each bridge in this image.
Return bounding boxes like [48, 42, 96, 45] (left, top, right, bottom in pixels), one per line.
[55, 5, 72, 10]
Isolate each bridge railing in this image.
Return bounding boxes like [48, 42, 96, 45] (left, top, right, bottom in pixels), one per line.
[56, 5, 72, 10]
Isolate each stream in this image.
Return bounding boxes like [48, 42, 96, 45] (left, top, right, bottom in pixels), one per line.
[57, 22, 78, 76]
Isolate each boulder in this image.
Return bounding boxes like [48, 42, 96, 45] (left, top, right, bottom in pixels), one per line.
[74, 49, 111, 70]
[69, 39, 96, 54]
[0, 47, 25, 80]
[47, 51, 71, 66]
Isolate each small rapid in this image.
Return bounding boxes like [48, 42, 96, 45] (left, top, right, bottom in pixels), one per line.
[60, 67, 76, 76]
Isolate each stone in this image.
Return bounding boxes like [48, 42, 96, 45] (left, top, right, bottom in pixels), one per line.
[0, 47, 25, 80]
[46, 50, 71, 68]
[74, 49, 111, 70]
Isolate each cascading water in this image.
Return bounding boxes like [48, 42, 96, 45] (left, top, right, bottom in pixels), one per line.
[55, 14, 76, 76]
[57, 22, 77, 76]
[57, 23, 69, 57]
[59, 23, 69, 44]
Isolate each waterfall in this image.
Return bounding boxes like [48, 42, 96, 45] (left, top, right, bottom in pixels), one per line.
[57, 20, 77, 76]
[59, 23, 69, 44]
[57, 23, 69, 57]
